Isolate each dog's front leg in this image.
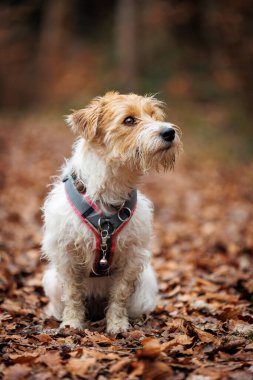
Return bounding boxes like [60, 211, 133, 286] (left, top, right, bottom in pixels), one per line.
[106, 265, 140, 335]
[106, 277, 133, 334]
[60, 267, 86, 330]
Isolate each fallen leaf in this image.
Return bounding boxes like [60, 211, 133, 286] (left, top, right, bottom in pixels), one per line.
[161, 335, 193, 351]
[9, 352, 40, 364]
[143, 360, 174, 380]
[65, 357, 96, 376]
[4, 364, 30, 380]
[109, 358, 131, 373]
[192, 326, 220, 345]
[36, 351, 61, 370]
[137, 338, 161, 358]
[35, 334, 53, 343]
[129, 360, 145, 379]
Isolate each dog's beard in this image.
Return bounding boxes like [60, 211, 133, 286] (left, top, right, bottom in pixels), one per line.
[125, 146, 177, 173]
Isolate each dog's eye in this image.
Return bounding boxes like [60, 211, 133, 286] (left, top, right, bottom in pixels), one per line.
[123, 116, 136, 126]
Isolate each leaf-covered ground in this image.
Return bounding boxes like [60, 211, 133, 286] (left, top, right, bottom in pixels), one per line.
[0, 117, 253, 380]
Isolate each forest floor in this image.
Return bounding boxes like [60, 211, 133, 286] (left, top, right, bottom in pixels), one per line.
[0, 116, 253, 380]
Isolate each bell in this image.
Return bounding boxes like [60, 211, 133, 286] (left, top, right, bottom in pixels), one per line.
[99, 257, 108, 267]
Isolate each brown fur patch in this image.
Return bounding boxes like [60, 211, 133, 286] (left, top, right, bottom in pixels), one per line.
[70, 98, 101, 140]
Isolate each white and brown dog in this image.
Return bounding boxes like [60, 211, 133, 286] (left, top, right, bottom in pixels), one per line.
[42, 91, 181, 334]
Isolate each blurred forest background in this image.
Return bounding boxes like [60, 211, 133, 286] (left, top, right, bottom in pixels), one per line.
[1, 2, 253, 378]
[1, 0, 253, 162]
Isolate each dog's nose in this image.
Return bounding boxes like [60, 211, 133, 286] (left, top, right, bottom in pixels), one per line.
[160, 128, 175, 142]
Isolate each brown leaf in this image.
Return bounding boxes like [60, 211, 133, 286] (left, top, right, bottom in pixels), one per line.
[83, 330, 114, 345]
[137, 338, 161, 358]
[205, 292, 239, 303]
[9, 352, 40, 364]
[229, 320, 253, 335]
[165, 318, 188, 333]
[109, 358, 131, 373]
[70, 347, 119, 361]
[192, 326, 220, 345]
[35, 334, 53, 343]
[36, 351, 61, 370]
[4, 364, 30, 380]
[219, 337, 245, 351]
[166, 285, 181, 298]
[129, 361, 145, 379]
[65, 357, 96, 376]
[125, 329, 145, 340]
[143, 360, 174, 380]
[161, 335, 193, 351]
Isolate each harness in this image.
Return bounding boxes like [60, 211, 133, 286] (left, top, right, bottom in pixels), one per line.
[63, 174, 137, 277]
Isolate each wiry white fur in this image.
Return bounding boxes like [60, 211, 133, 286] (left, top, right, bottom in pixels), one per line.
[42, 140, 157, 333]
[42, 93, 181, 334]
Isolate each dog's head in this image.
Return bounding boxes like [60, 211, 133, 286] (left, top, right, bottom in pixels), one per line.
[66, 91, 182, 172]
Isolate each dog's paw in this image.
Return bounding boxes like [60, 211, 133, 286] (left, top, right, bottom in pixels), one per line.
[106, 317, 129, 335]
[60, 319, 85, 330]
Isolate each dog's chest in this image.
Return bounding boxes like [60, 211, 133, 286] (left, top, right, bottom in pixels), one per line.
[67, 194, 152, 270]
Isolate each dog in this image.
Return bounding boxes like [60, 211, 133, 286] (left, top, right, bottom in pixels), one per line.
[42, 91, 181, 334]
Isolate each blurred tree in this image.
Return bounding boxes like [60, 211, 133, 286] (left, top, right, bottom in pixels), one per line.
[115, 0, 137, 91]
[37, 0, 73, 104]
[209, 0, 253, 109]
[0, 0, 42, 107]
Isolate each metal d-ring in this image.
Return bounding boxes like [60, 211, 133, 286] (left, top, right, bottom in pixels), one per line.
[98, 217, 109, 231]
[98, 217, 115, 234]
[118, 207, 131, 222]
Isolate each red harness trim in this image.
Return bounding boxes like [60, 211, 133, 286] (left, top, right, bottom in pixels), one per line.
[82, 193, 101, 214]
[65, 186, 138, 273]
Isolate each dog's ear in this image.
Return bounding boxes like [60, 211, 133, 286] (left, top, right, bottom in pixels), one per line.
[66, 98, 101, 140]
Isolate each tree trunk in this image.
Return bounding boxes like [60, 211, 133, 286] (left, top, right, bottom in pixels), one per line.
[37, 0, 73, 104]
[115, 0, 138, 91]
